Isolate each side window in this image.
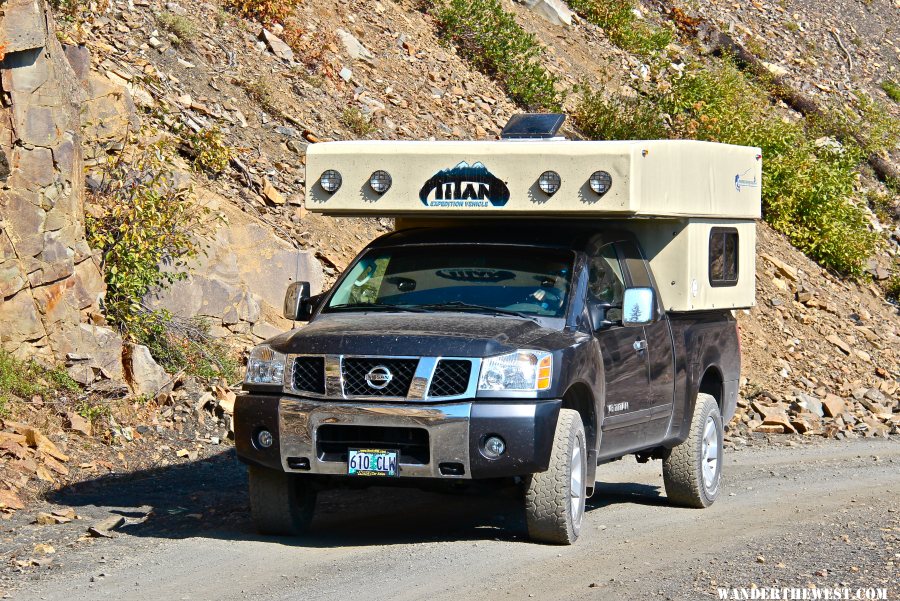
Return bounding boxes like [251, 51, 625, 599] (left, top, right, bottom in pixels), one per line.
[586, 242, 625, 307]
[709, 228, 739, 287]
[614, 240, 653, 289]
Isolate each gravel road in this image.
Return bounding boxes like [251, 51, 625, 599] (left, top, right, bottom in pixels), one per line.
[7, 437, 898, 601]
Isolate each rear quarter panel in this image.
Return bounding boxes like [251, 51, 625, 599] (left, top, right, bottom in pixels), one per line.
[665, 310, 740, 445]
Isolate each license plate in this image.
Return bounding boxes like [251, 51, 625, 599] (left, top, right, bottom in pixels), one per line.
[348, 448, 399, 477]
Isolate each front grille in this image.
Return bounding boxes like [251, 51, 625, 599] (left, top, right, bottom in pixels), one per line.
[316, 425, 430, 464]
[428, 360, 472, 397]
[292, 357, 325, 394]
[342, 358, 418, 397]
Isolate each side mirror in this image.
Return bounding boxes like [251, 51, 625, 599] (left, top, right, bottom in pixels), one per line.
[588, 302, 622, 331]
[622, 287, 655, 327]
[283, 281, 311, 321]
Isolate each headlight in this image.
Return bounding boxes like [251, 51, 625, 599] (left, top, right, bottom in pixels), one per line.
[478, 350, 552, 391]
[245, 345, 287, 385]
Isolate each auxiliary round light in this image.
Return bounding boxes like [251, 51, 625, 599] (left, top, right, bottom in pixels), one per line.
[589, 170, 613, 196]
[369, 170, 392, 194]
[256, 429, 274, 449]
[482, 435, 506, 460]
[319, 169, 342, 193]
[538, 171, 561, 196]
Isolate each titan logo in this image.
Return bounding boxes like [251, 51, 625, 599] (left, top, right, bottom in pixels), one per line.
[607, 401, 629, 413]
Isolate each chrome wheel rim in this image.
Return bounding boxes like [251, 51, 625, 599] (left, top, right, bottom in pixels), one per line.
[570, 440, 585, 526]
[701, 416, 720, 493]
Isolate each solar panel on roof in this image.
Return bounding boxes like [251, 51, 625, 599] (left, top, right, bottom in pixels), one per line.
[500, 113, 566, 139]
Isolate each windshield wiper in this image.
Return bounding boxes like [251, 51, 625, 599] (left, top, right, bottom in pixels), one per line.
[418, 301, 537, 320]
[328, 303, 431, 313]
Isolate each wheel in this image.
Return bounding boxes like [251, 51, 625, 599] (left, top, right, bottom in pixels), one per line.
[524, 408, 587, 544]
[248, 464, 317, 536]
[662, 393, 723, 508]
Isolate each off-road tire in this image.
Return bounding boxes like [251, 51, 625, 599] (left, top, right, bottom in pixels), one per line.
[249, 464, 317, 536]
[662, 393, 723, 508]
[524, 409, 587, 545]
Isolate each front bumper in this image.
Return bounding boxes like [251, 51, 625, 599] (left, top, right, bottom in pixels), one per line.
[234, 395, 561, 479]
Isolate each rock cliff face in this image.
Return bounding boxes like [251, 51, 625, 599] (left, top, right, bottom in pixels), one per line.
[0, 0, 323, 389]
[0, 0, 108, 366]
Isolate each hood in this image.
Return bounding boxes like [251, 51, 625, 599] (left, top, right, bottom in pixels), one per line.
[269, 312, 576, 357]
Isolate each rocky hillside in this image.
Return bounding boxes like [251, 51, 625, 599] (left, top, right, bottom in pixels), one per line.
[0, 0, 898, 517]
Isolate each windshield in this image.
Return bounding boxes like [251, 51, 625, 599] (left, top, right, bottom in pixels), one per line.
[325, 244, 575, 318]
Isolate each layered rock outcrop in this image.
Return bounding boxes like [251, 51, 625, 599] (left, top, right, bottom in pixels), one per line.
[0, 0, 107, 365]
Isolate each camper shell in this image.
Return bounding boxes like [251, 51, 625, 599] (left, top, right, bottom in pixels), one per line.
[237, 130, 759, 545]
[307, 139, 759, 312]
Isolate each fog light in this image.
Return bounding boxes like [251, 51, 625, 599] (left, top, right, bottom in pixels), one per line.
[369, 170, 392, 194]
[319, 169, 342, 193]
[482, 435, 506, 459]
[538, 171, 561, 196]
[589, 170, 612, 195]
[256, 429, 274, 449]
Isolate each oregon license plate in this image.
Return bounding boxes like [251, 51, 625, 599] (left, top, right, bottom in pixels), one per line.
[348, 448, 399, 477]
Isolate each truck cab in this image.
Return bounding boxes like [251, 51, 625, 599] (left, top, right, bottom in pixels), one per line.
[236, 121, 758, 544]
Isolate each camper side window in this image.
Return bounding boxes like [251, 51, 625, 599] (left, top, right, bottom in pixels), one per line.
[709, 228, 739, 287]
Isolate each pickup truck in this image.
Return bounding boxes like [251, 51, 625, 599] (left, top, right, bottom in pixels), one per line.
[236, 221, 741, 544]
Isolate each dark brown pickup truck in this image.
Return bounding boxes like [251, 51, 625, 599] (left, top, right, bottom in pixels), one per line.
[237, 221, 741, 544]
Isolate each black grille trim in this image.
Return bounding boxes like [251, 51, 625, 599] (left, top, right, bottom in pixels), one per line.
[316, 425, 429, 464]
[428, 360, 472, 397]
[342, 358, 418, 397]
[292, 357, 326, 394]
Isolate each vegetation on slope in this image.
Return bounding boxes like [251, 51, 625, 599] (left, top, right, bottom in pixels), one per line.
[0, 351, 79, 418]
[567, 0, 672, 57]
[426, 0, 564, 111]
[576, 60, 895, 277]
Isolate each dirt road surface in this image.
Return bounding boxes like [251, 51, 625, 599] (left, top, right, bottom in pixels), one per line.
[6, 438, 898, 600]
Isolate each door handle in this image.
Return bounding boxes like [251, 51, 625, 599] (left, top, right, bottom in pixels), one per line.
[633, 339, 647, 352]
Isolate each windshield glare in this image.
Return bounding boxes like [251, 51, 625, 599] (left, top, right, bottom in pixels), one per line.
[326, 245, 574, 318]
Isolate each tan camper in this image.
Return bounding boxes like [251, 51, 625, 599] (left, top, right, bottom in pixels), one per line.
[306, 137, 761, 312]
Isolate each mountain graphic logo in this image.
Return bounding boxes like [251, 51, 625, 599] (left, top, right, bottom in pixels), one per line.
[419, 161, 510, 207]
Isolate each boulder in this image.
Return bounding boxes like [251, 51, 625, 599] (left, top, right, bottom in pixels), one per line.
[260, 29, 294, 61]
[145, 196, 321, 336]
[336, 29, 375, 63]
[125, 344, 172, 398]
[821, 394, 845, 418]
[521, 0, 574, 26]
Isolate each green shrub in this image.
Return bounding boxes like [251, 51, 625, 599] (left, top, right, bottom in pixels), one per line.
[427, 0, 564, 111]
[75, 399, 111, 425]
[241, 79, 283, 118]
[224, 0, 302, 25]
[575, 60, 879, 276]
[157, 12, 196, 46]
[137, 311, 240, 382]
[340, 108, 376, 137]
[886, 274, 900, 303]
[0, 350, 80, 417]
[567, 0, 672, 56]
[574, 88, 665, 140]
[815, 91, 900, 157]
[881, 79, 900, 103]
[866, 189, 897, 224]
[186, 127, 234, 174]
[86, 140, 208, 338]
